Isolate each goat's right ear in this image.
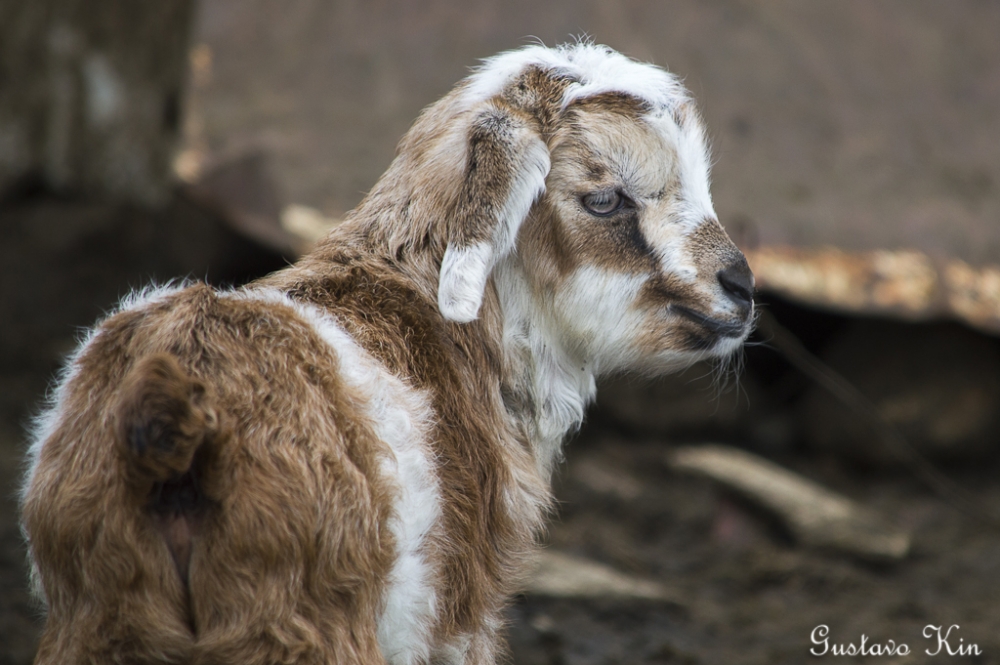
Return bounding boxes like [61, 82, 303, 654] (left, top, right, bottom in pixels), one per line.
[437, 103, 550, 323]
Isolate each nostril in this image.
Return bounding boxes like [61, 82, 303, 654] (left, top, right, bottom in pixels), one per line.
[717, 261, 755, 307]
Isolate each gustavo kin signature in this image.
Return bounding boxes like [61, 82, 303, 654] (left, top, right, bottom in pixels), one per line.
[810, 624, 983, 657]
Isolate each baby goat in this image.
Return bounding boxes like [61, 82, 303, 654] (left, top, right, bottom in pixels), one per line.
[22, 43, 754, 664]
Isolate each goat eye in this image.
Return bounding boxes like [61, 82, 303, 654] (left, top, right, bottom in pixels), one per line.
[581, 191, 624, 216]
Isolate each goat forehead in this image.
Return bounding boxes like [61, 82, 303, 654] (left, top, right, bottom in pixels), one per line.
[553, 109, 675, 196]
[550, 106, 715, 235]
[551, 103, 711, 206]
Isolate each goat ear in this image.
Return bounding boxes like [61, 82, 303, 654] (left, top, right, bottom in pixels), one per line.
[437, 104, 550, 323]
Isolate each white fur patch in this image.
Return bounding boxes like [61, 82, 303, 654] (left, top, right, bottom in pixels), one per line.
[438, 242, 494, 323]
[552, 267, 650, 369]
[465, 42, 689, 114]
[492, 132, 550, 253]
[640, 211, 700, 284]
[438, 131, 549, 323]
[493, 260, 600, 477]
[236, 289, 442, 665]
[647, 108, 716, 229]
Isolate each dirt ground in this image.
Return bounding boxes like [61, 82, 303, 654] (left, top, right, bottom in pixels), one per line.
[508, 429, 1000, 664]
[0, 196, 998, 663]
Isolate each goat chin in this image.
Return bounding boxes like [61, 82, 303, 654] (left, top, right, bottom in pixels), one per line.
[21, 42, 753, 665]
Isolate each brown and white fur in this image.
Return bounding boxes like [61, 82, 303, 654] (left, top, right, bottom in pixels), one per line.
[21, 43, 754, 664]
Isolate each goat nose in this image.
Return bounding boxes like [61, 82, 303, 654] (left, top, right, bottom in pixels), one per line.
[717, 259, 755, 307]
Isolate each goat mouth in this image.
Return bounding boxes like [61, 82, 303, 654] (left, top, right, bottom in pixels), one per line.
[671, 305, 749, 339]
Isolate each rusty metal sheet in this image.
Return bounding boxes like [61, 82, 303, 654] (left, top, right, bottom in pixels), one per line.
[746, 245, 1000, 334]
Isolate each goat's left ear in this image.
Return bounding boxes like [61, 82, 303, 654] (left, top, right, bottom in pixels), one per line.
[437, 104, 550, 323]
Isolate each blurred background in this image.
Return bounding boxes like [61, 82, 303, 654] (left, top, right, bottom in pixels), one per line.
[2, 1, 1000, 663]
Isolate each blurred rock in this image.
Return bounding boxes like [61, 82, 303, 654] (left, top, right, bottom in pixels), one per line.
[184, 151, 303, 257]
[570, 456, 644, 502]
[526, 550, 679, 603]
[281, 204, 341, 246]
[670, 444, 911, 560]
[799, 320, 1000, 465]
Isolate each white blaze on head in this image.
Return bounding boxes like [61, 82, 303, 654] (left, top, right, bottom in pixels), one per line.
[464, 42, 689, 114]
[641, 106, 717, 282]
